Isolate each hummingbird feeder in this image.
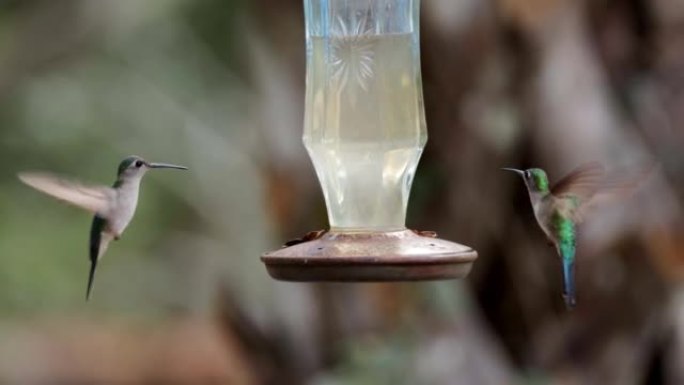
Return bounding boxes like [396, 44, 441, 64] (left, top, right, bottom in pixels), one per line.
[261, 0, 477, 281]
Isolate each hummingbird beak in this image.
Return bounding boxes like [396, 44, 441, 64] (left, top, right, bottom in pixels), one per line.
[147, 162, 188, 170]
[501, 168, 524, 176]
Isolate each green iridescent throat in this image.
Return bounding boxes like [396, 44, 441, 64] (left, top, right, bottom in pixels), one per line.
[530, 169, 549, 193]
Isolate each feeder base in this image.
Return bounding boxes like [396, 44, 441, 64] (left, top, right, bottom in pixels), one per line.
[261, 229, 477, 282]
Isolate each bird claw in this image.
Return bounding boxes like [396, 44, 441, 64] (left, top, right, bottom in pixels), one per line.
[283, 230, 327, 247]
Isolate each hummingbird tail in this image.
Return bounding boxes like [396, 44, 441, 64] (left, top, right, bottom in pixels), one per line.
[562, 258, 576, 309]
[86, 260, 97, 301]
[88, 215, 108, 302]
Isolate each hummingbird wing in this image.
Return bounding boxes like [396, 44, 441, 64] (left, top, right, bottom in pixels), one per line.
[572, 162, 656, 221]
[591, 163, 656, 199]
[18, 172, 115, 216]
[552, 162, 655, 223]
[550, 162, 605, 223]
[550, 162, 606, 201]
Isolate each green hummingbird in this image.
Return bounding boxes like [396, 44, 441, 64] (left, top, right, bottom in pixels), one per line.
[18, 155, 188, 300]
[503, 162, 649, 308]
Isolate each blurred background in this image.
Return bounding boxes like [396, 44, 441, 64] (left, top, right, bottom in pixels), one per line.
[0, 0, 683, 384]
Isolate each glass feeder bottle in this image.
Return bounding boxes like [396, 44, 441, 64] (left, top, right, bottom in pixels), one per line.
[303, 0, 426, 232]
[262, 0, 477, 282]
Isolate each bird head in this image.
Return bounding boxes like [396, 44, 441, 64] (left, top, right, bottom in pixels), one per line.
[116, 155, 188, 181]
[502, 167, 550, 194]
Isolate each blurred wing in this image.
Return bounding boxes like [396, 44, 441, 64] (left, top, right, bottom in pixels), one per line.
[551, 162, 606, 202]
[571, 162, 656, 222]
[594, 162, 656, 198]
[18, 172, 114, 215]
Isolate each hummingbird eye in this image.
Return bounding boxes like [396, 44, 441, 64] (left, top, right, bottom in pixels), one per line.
[134, 160, 144, 168]
[524, 170, 531, 179]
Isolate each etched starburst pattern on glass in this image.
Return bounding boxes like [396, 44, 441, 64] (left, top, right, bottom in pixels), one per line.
[330, 16, 375, 91]
[303, 0, 428, 230]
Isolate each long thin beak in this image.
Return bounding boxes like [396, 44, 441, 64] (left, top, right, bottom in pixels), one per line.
[501, 168, 524, 176]
[147, 162, 188, 170]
